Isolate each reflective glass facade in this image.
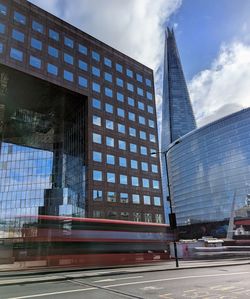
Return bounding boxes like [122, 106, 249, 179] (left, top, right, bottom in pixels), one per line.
[168, 109, 250, 226]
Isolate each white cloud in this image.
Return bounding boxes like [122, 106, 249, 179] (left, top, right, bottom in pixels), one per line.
[189, 41, 250, 126]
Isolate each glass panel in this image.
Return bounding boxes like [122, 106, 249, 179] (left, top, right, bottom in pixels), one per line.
[32, 20, 44, 33]
[64, 36, 74, 48]
[49, 29, 59, 41]
[29, 56, 41, 69]
[63, 70, 73, 82]
[12, 29, 24, 42]
[47, 63, 58, 75]
[14, 11, 26, 24]
[79, 44, 87, 55]
[31, 38, 42, 50]
[10, 48, 23, 61]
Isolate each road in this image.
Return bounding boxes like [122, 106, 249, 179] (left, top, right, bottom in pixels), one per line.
[0, 264, 250, 298]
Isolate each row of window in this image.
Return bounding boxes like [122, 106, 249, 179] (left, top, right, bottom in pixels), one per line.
[93, 210, 163, 223]
[93, 152, 158, 173]
[92, 170, 160, 189]
[93, 190, 161, 205]
[0, 3, 152, 86]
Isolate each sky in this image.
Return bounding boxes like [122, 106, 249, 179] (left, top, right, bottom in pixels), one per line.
[29, 0, 250, 127]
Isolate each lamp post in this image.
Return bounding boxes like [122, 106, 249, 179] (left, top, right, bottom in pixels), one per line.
[152, 139, 180, 267]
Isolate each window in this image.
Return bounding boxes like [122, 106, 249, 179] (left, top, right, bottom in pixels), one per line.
[93, 115, 101, 126]
[49, 29, 59, 41]
[107, 191, 116, 202]
[118, 140, 126, 150]
[105, 87, 113, 98]
[92, 82, 100, 93]
[106, 136, 114, 147]
[92, 50, 100, 61]
[144, 195, 151, 205]
[104, 72, 112, 82]
[117, 92, 124, 102]
[134, 212, 141, 222]
[0, 23, 5, 34]
[104, 57, 112, 67]
[93, 133, 102, 144]
[29, 55, 41, 69]
[150, 134, 156, 143]
[92, 66, 100, 77]
[47, 63, 58, 76]
[127, 83, 134, 92]
[140, 146, 147, 155]
[64, 53, 73, 65]
[154, 197, 161, 206]
[131, 160, 138, 169]
[12, 29, 24, 42]
[139, 116, 145, 125]
[152, 164, 158, 173]
[149, 119, 155, 128]
[93, 170, 102, 181]
[14, 11, 26, 24]
[48, 46, 58, 58]
[63, 70, 73, 82]
[118, 124, 125, 134]
[141, 162, 148, 171]
[64, 36, 74, 48]
[129, 127, 136, 137]
[0, 3, 7, 15]
[0, 42, 3, 53]
[120, 175, 128, 185]
[145, 213, 152, 222]
[78, 60, 88, 71]
[131, 176, 139, 186]
[32, 20, 43, 33]
[138, 101, 144, 110]
[116, 63, 123, 72]
[153, 180, 160, 189]
[126, 69, 133, 78]
[119, 157, 127, 167]
[132, 194, 140, 204]
[93, 190, 103, 201]
[92, 98, 101, 110]
[31, 38, 42, 50]
[130, 143, 137, 153]
[137, 87, 144, 96]
[117, 108, 125, 118]
[142, 179, 150, 188]
[120, 193, 128, 203]
[140, 131, 146, 140]
[147, 92, 153, 100]
[78, 44, 87, 55]
[128, 97, 134, 107]
[136, 73, 143, 82]
[105, 103, 113, 114]
[116, 77, 123, 87]
[148, 105, 154, 114]
[128, 112, 135, 121]
[107, 172, 115, 183]
[10, 48, 23, 61]
[106, 154, 115, 165]
[93, 210, 104, 218]
[106, 119, 114, 130]
[78, 76, 88, 88]
[146, 78, 152, 87]
[93, 151, 102, 162]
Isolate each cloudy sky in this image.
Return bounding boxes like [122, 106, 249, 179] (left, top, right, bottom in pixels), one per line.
[29, 0, 250, 127]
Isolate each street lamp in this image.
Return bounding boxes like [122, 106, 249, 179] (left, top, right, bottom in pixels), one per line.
[151, 139, 180, 267]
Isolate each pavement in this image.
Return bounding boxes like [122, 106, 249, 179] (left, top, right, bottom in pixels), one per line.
[0, 257, 249, 287]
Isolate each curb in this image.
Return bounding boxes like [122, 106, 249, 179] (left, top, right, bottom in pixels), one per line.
[0, 260, 249, 287]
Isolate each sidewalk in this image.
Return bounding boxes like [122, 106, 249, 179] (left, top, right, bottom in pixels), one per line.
[0, 258, 249, 286]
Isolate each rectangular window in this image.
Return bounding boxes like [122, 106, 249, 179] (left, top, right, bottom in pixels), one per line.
[153, 180, 160, 189]
[131, 176, 139, 187]
[128, 112, 135, 121]
[132, 194, 140, 204]
[107, 172, 115, 183]
[145, 213, 152, 222]
[0, 3, 7, 15]
[93, 170, 102, 181]
[0, 42, 3, 53]
[146, 91, 153, 100]
[117, 108, 125, 118]
[117, 92, 124, 102]
[128, 97, 134, 107]
[152, 164, 158, 173]
[141, 162, 148, 171]
[31, 37, 42, 50]
[148, 105, 154, 114]
[32, 20, 43, 33]
[126, 69, 133, 78]
[93, 115, 101, 126]
[48, 46, 59, 58]
[107, 191, 116, 202]
[64, 36, 74, 48]
[138, 101, 145, 110]
[78, 44, 87, 55]
[104, 57, 112, 67]
[120, 174, 127, 185]
[119, 157, 127, 167]
[120, 193, 128, 203]
[118, 140, 126, 150]
[93, 151, 102, 162]
[10, 48, 23, 61]
[93, 190, 103, 201]
[93, 133, 102, 144]
[12, 29, 24, 42]
[47, 63, 58, 76]
[140, 146, 147, 155]
[92, 98, 101, 110]
[106, 154, 115, 165]
[116, 77, 123, 87]
[140, 131, 146, 140]
[14, 11, 26, 24]
[149, 119, 155, 128]
[63, 70, 73, 82]
[129, 127, 136, 137]
[142, 178, 150, 188]
[136, 73, 143, 82]
[105, 103, 113, 114]
[150, 134, 156, 143]
[105, 87, 113, 98]
[92, 82, 100, 93]
[131, 159, 138, 169]
[92, 50, 100, 61]
[146, 78, 152, 87]
[118, 123, 125, 134]
[155, 214, 163, 223]
[0, 23, 5, 34]
[106, 136, 114, 147]
[104, 72, 112, 82]
[92, 66, 100, 77]
[144, 195, 151, 205]
[154, 197, 161, 206]
[78, 60, 88, 71]
[49, 29, 59, 41]
[106, 119, 114, 130]
[116, 63, 123, 72]
[130, 143, 137, 153]
[78, 76, 88, 88]
[30, 55, 41, 69]
[64, 53, 74, 65]
[127, 83, 134, 92]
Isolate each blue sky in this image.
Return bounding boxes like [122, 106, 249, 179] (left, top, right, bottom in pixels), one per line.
[29, 0, 250, 126]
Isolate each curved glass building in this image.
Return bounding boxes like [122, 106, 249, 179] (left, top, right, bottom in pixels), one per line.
[167, 108, 250, 227]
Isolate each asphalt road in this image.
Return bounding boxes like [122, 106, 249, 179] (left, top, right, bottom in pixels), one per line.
[1, 264, 250, 299]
